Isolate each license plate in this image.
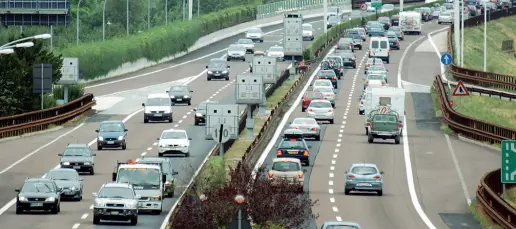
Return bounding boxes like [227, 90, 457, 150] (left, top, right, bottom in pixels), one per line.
[154, 113, 162, 116]
[111, 211, 119, 215]
[107, 141, 114, 144]
[176, 99, 182, 101]
[357, 183, 372, 186]
[30, 203, 43, 207]
[214, 73, 220, 76]
[288, 150, 299, 155]
[73, 166, 81, 169]
[65, 191, 73, 195]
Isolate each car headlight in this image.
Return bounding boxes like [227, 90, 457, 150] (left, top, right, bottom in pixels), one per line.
[45, 196, 55, 202]
[184, 95, 189, 98]
[118, 136, 124, 141]
[98, 136, 104, 141]
[170, 95, 175, 98]
[18, 196, 28, 201]
[127, 201, 138, 208]
[165, 181, 171, 185]
[150, 196, 162, 201]
[84, 162, 91, 165]
[222, 70, 228, 74]
[94, 200, 104, 207]
[195, 113, 203, 117]
[71, 187, 76, 191]
[207, 71, 213, 74]
[62, 162, 70, 166]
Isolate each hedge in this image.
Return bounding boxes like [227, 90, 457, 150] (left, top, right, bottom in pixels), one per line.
[303, 0, 446, 61]
[58, 4, 258, 80]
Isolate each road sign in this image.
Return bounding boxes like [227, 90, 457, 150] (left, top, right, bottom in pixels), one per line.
[360, 3, 367, 11]
[371, 0, 382, 9]
[502, 140, 516, 183]
[33, 64, 53, 93]
[463, 6, 469, 14]
[452, 81, 470, 96]
[211, 124, 231, 143]
[440, 53, 453, 65]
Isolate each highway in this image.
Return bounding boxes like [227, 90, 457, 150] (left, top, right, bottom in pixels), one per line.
[0, 18, 326, 229]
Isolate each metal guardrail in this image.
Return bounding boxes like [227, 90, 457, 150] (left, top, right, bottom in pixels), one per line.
[447, 7, 516, 92]
[0, 93, 95, 139]
[257, 0, 351, 19]
[477, 169, 516, 229]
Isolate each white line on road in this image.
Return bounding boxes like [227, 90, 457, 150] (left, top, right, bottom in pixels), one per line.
[81, 213, 88, 219]
[72, 223, 80, 229]
[444, 134, 472, 206]
[329, 189, 334, 194]
[147, 147, 152, 151]
[336, 216, 342, 221]
[330, 197, 335, 203]
[332, 207, 338, 212]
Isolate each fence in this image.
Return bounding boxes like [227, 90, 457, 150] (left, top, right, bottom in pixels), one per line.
[477, 169, 516, 229]
[0, 93, 95, 139]
[257, 0, 352, 19]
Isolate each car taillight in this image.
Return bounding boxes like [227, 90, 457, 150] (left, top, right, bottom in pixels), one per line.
[326, 93, 332, 96]
[365, 80, 369, 84]
[268, 171, 274, 178]
[291, 126, 298, 129]
[365, 63, 370, 66]
[311, 127, 318, 131]
[396, 41, 399, 46]
[351, 58, 356, 62]
[308, 108, 313, 112]
[328, 109, 333, 112]
[276, 149, 282, 155]
[381, 81, 386, 85]
[332, 76, 337, 80]
[368, 50, 371, 55]
[400, 32, 403, 37]
[366, 122, 371, 126]
[360, 100, 364, 104]
[373, 175, 381, 179]
[317, 76, 321, 79]
[298, 171, 303, 178]
[347, 174, 355, 179]
[303, 150, 309, 156]
[335, 44, 339, 48]
[397, 123, 403, 128]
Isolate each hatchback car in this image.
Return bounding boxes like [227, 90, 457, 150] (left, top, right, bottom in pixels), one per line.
[377, 16, 391, 30]
[275, 132, 311, 165]
[349, 33, 363, 50]
[354, 27, 366, 41]
[365, 21, 381, 34]
[438, 12, 453, 24]
[321, 221, 361, 229]
[167, 85, 193, 105]
[59, 143, 95, 175]
[306, 99, 335, 124]
[267, 45, 285, 61]
[365, 66, 388, 80]
[95, 121, 127, 150]
[157, 129, 192, 157]
[206, 59, 230, 81]
[288, 117, 321, 140]
[335, 51, 357, 68]
[302, 23, 314, 40]
[301, 91, 324, 112]
[313, 79, 333, 88]
[387, 31, 400, 50]
[335, 38, 354, 52]
[364, 74, 388, 88]
[364, 58, 384, 74]
[194, 100, 218, 125]
[388, 26, 404, 40]
[325, 56, 344, 78]
[143, 93, 173, 122]
[237, 38, 255, 53]
[316, 69, 338, 88]
[344, 163, 384, 196]
[267, 158, 306, 191]
[245, 27, 264, 42]
[15, 178, 62, 214]
[46, 168, 84, 201]
[313, 87, 336, 108]
[226, 44, 246, 61]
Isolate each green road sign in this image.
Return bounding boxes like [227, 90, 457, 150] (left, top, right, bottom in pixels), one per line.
[502, 140, 516, 183]
[371, 0, 382, 9]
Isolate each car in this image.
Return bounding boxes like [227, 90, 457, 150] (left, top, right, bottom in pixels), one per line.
[313, 79, 333, 88]
[354, 28, 367, 41]
[326, 15, 341, 28]
[166, 85, 193, 106]
[58, 143, 96, 175]
[206, 58, 230, 81]
[443, 2, 454, 9]
[95, 121, 128, 150]
[194, 100, 218, 125]
[46, 168, 83, 201]
[335, 51, 356, 68]
[344, 28, 359, 37]
[325, 56, 344, 78]
[365, 21, 381, 33]
[306, 99, 335, 124]
[420, 7, 433, 21]
[364, 57, 384, 74]
[369, 37, 390, 63]
[142, 93, 174, 123]
[438, 12, 453, 24]
[301, 91, 324, 112]
[316, 69, 338, 88]
[321, 221, 361, 229]
[367, 25, 385, 37]
[431, 10, 440, 18]
[344, 163, 384, 196]
[364, 74, 388, 88]
[390, 14, 400, 26]
[245, 27, 263, 42]
[365, 66, 388, 80]
[302, 23, 314, 40]
[226, 44, 246, 61]
[267, 45, 285, 61]
[135, 157, 179, 197]
[335, 38, 353, 52]
[92, 182, 139, 225]
[267, 158, 306, 191]
[15, 178, 61, 214]
[237, 38, 255, 54]
[377, 16, 391, 30]
[386, 31, 400, 50]
[313, 87, 336, 108]
[288, 117, 321, 140]
[157, 129, 192, 157]
[358, 90, 366, 115]
[388, 26, 404, 41]
[349, 33, 362, 50]
[275, 130, 311, 165]
[380, 4, 394, 14]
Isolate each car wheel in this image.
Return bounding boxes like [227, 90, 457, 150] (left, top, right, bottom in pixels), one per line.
[386, 58, 390, 64]
[353, 65, 356, 69]
[330, 119, 334, 124]
[242, 58, 246, 62]
[377, 190, 383, 196]
[97, 146, 102, 151]
[305, 160, 310, 166]
[51, 204, 59, 214]
[194, 120, 199, 126]
[122, 143, 127, 150]
[301, 108, 305, 112]
[315, 135, 321, 141]
[15, 207, 22, 214]
[344, 189, 351, 195]
[93, 215, 101, 225]
[154, 210, 162, 215]
[185, 152, 190, 157]
[207, 77, 211, 81]
[130, 216, 138, 225]
[438, 22, 441, 24]
[368, 133, 374, 143]
[144, 119, 148, 123]
[359, 47, 362, 50]
[90, 168, 95, 175]
[260, 39, 264, 43]
[188, 101, 191, 106]
[158, 153, 163, 157]
[226, 58, 230, 61]
[365, 127, 369, 135]
[225, 77, 229, 81]
[394, 135, 401, 144]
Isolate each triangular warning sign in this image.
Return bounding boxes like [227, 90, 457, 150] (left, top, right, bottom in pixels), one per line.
[452, 81, 470, 96]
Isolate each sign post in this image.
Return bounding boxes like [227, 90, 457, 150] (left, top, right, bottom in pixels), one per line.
[235, 73, 264, 139]
[371, 0, 382, 19]
[501, 140, 516, 195]
[58, 57, 80, 103]
[452, 81, 470, 97]
[32, 64, 53, 110]
[211, 124, 231, 156]
[440, 53, 453, 102]
[252, 56, 278, 116]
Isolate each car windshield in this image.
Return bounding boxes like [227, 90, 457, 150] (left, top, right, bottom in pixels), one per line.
[269, 47, 283, 52]
[161, 131, 187, 139]
[170, 86, 188, 92]
[247, 28, 261, 33]
[229, 45, 243, 51]
[367, 59, 383, 64]
[318, 70, 336, 76]
[209, 61, 227, 68]
[47, 170, 78, 180]
[21, 181, 55, 193]
[369, 66, 386, 71]
[367, 75, 385, 80]
[238, 39, 253, 44]
[98, 187, 134, 199]
[272, 161, 300, 172]
[99, 123, 124, 132]
[310, 101, 332, 108]
[293, 118, 317, 125]
[314, 81, 332, 86]
[117, 168, 160, 186]
[315, 87, 333, 93]
[280, 139, 305, 148]
[304, 92, 323, 99]
[303, 25, 312, 30]
[351, 166, 378, 175]
[63, 147, 91, 156]
[441, 13, 450, 16]
[146, 97, 170, 106]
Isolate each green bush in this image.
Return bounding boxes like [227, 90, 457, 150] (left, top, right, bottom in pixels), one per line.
[58, 4, 258, 80]
[303, 0, 446, 61]
[52, 83, 86, 102]
[196, 156, 227, 195]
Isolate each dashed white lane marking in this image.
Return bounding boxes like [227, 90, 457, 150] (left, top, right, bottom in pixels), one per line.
[153, 142, 157, 146]
[173, 124, 179, 127]
[81, 213, 88, 219]
[332, 207, 338, 212]
[141, 152, 147, 156]
[336, 143, 341, 147]
[187, 112, 191, 115]
[331, 160, 336, 164]
[330, 197, 335, 203]
[334, 149, 339, 152]
[329, 189, 334, 194]
[333, 154, 338, 158]
[336, 216, 342, 221]
[329, 180, 334, 185]
[89, 205, 93, 209]
[72, 223, 80, 229]
[182, 115, 187, 119]
[330, 166, 335, 171]
[337, 138, 341, 142]
[178, 120, 183, 123]
[147, 147, 152, 151]
[329, 173, 334, 178]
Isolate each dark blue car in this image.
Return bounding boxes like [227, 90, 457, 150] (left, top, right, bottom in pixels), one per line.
[368, 26, 385, 37]
[95, 121, 128, 150]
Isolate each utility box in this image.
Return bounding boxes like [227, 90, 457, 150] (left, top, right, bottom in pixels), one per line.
[205, 104, 239, 140]
[252, 56, 277, 84]
[283, 12, 303, 58]
[235, 74, 264, 104]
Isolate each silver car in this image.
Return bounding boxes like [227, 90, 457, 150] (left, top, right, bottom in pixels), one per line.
[313, 87, 336, 107]
[245, 27, 264, 42]
[365, 65, 388, 79]
[237, 38, 255, 54]
[226, 44, 246, 61]
[321, 221, 361, 229]
[302, 23, 314, 41]
[267, 45, 285, 61]
[364, 58, 384, 74]
[364, 74, 387, 88]
[438, 12, 453, 24]
[358, 90, 366, 115]
[288, 117, 321, 140]
[344, 163, 384, 196]
[313, 79, 333, 88]
[306, 99, 335, 124]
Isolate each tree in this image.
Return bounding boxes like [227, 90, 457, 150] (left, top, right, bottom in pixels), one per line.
[0, 34, 63, 116]
[170, 161, 319, 229]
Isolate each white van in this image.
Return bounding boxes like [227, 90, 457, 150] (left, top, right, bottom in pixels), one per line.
[399, 11, 422, 35]
[142, 93, 173, 123]
[369, 37, 390, 64]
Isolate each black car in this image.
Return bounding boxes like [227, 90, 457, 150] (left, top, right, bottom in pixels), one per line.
[420, 7, 433, 21]
[316, 69, 338, 89]
[335, 51, 357, 68]
[193, 100, 218, 125]
[276, 135, 311, 166]
[59, 143, 95, 175]
[206, 58, 230, 81]
[167, 85, 193, 105]
[46, 168, 84, 201]
[390, 15, 399, 26]
[16, 178, 62, 214]
[377, 17, 391, 30]
[387, 33, 400, 50]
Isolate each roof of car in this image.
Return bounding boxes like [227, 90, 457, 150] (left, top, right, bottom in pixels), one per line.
[49, 168, 78, 173]
[162, 129, 187, 134]
[66, 143, 89, 148]
[272, 158, 301, 163]
[209, 58, 225, 62]
[102, 182, 133, 188]
[323, 221, 361, 227]
[310, 99, 331, 103]
[138, 157, 168, 163]
[147, 93, 170, 99]
[100, 120, 123, 124]
[25, 178, 53, 182]
[351, 163, 378, 168]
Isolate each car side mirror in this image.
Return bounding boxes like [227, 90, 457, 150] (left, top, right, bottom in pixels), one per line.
[92, 153, 96, 156]
[166, 90, 169, 93]
[95, 130, 99, 133]
[172, 171, 179, 175]
[124, 129, 128, 132]
[79, 178, 84, 181]
[15, 189, 20, 192]
[205, 66, 208, 68]
[142, 103, 145, 106]
[308, 145, 312, 149]
[92, 192, 98, 197]
[135, 195, 141, 200]
[157, 138, 160, 140]
[188, 138, 192, 140]
[227, 66, 230, 68]
[58, 153, 63, 156]
[380, 171, 384, 174]
[303, 169, 308, 173]
[193, 108, 197, 111]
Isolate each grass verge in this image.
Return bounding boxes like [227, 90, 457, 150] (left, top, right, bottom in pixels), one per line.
[266, 75, 297, 109]
[196, 156, 226, 195]
[503, 187, 516, 208]
[452, 94, 516, 130]
[468, 200, 504, 229]
[462, 15, 516, 76]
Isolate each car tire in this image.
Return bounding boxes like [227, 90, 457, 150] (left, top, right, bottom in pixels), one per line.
[144, 119, 148, 123]
[97, 146, 102, 151]
[90, 168, 95, 175]
[301, 108, 305, 112]
[330, 119, 334, 124]
[315, 135, 321, 141]
[365, 127, 369, 135]
[187, 101, 191, 106]
[158, 153, 163, 157]
[386, 58, 390, 64]
[15, 207, 22, 214]
[194, 120, 199, 126]
[438, 22, 441, 24]
[93, 215, 101, 225]
[359, 47, 362, 50]
[122, 143, 127, 150]
[242, 58, 246, 62]
[305, 160, 310, 166]
[226, 58, 230, 61]
[225, 77, 229, 81]
[185, 152, 190, 157]
[51, 204, 59, 214]
[207, 77, 211, 81]
[168, 117, 173, 123]
[394, 135, 401, 144]
[368, 133, 374, 143]
[353, 65, 356, 69]
[154, 210, 162, 215]
[344, 189, 351, 195]
[260, 39, 264, 43]
[377, 190, 383, 196]
[130, 216, 138, 225]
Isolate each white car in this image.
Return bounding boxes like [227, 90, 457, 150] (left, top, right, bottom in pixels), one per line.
[302, 23, 314, 41]
[157, 129, 191, 157]
[237, 38, 255, 54]
[380, 4, 394, 13]
[143, 93, 173, 123]
[306, 99, 335, 124]
[267, 45, 285, 61]
[245, 27, 264, 43]
[313, 79, 333, 88]
[313, 86, 336, 107]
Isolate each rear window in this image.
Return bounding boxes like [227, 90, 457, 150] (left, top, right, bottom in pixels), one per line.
[293, 118, 317, 125]
[371, 41, 379, 49]
[341, 53, 354, 58]
[309, 101, 332, 108]
[280, 139, 305, 148]
[272, 161, 300, 171]
[314, 87, 333, 93]
[367, 75, 384, 80]
[314, 80, 332, 86]
[380, 41, 388, 48]
[318, 70, 336, 76]
[351, 166, 378, 175]
[327, 57, 342, 64]
[304, 92, 323, 99]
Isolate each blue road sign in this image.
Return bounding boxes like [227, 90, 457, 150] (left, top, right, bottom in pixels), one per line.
[441, 53, 453, 65]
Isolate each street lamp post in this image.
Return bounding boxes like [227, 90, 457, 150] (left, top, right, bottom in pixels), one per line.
[76, 0, 83, 44]
[234, 195, 245, 229]
[148, 0, 151, 30]
[127, 0, 129, 35]
[197, 0, 200, 17]
[483, 9, 487, 71]
[165, 0, 168, 24]
[0, 34, 51, 49]
[103, 0, 108, 41]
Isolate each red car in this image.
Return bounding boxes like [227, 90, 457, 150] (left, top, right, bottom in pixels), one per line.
[302, 92, 324, 112]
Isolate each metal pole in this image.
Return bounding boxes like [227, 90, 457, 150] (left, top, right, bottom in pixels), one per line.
[323, 0, 327, 34]
[453, 0, 460, 66]
[103, 0, 107, 41]
[127, 0, 129, 34]
[188, 0, 193, 19]
[50, 25, 54, 52]
[400, 0, 404, 12]
[218, 123, 224, 156]
[197, 0, 199, 17]
[41, 64, 44, 110]
[76, 0, 82, 44]
[246, 105, 253, 139]
[148, 0, 151, 29]
[483, 9, 487, 71]
[237, 206, 242, 229]
[260, 84, 266, 116]
[219, 143, 224, 156]
[20, 26, 23, 35]
[165, 0, 168, 24]
[460, 7, 464, 67]
[64, 85, 69, 103]
[182, 0, 185, 20]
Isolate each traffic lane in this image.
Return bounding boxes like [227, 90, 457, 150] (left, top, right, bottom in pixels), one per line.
[86, 17, 325, 96]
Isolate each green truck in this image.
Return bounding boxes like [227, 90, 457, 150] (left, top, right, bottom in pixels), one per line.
[367, 113, 402, 144]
